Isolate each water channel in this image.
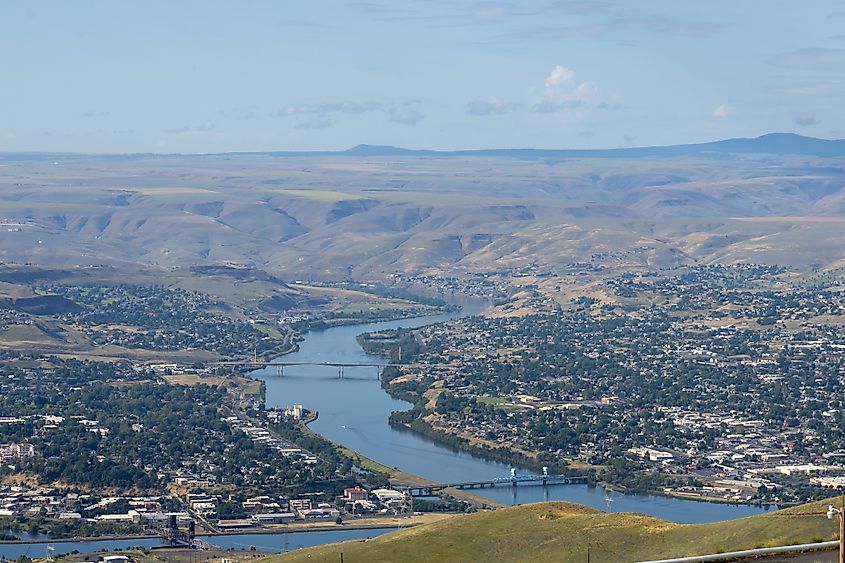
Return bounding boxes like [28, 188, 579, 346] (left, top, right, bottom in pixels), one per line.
[256, 306, 769, 525]
[0, 529, 393, 559]
[4, 305, 770, 558]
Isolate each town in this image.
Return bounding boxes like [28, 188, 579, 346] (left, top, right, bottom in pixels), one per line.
[374, 265, 845, 505]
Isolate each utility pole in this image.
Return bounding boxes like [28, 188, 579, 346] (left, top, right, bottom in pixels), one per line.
[825, 494, 845, 563]
[839, 493, 845, 563]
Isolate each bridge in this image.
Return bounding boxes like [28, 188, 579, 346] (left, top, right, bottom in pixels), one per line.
[393, 470, 588, 497]
[214, 360, 454, 368]
[211, 360, 454, 378]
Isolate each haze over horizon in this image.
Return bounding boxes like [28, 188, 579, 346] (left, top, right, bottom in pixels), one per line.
[3, 1, 845, 154]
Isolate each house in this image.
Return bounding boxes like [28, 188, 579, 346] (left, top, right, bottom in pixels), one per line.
[343, 487, 368, 502]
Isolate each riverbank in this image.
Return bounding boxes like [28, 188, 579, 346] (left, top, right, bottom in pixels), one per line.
[299, 411, 504, 509]
[0, 514, 450, 545]
[254, 304, 767, 524]
[270, 301, 512, 511]
[368, 329, 777, 510]
[392, 416, 782, 510]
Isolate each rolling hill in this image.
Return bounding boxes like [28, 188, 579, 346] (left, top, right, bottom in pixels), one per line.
[265, 499, 842, 563]
[1, 134, 844, 280]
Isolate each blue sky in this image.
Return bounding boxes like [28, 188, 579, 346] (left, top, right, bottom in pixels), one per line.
[2, 1, 845, 153]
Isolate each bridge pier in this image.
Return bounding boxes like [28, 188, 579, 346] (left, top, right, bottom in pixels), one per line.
[338, 366, 344, 378]
[277, 365, 284, 377]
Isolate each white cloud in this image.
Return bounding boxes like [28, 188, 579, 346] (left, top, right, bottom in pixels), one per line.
[533, 65, 595, 115]
[545, 65, 576, 88]
[712, 104, 729, 117]
[465, 65, 604, 119]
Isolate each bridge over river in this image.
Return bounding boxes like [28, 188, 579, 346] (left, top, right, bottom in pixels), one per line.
[392, 470, 588, 497]
[213, 359, 453, 378]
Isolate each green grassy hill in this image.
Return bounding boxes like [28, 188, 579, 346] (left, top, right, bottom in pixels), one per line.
[266, 499, 843, 563]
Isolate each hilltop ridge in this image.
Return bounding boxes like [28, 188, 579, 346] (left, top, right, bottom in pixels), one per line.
[2, 137, 845, 278]
[340, 133, 845, 159]
[2, 133, 844, 160]
[266, 498, 841, 563]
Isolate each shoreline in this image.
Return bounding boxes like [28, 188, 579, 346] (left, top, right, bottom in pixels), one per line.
[257, 304, 777, 517]
[257, 300, 511, 511]
[300, 411, 504, 509]
[0, 520, 432, 546]
[391, 415, 784, 510]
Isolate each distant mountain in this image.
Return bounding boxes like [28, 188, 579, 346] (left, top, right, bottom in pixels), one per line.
[2, 133, 843, 161]
[340, 133, 845, 159]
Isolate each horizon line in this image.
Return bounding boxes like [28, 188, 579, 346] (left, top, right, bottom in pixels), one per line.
[0, 132, 842, 159]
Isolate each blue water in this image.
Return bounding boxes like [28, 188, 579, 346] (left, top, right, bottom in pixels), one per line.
[5, 308, 769, 557]
[0, 529, 393, 559]
[256, 308, 768, 524]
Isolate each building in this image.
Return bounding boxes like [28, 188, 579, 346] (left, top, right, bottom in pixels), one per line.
[284, 404, 304, 420]
[288, 498, 312, 514]
[371, 489, 407, 503]
[811, 476, 845, 489]
[251, 512, 295, 524]
[301, 508, 340, 519]
[627, 447, 674, 463]
[218, 519, 253, 530]
[343, 487, 368, 502]
[0, 443, 36, 461]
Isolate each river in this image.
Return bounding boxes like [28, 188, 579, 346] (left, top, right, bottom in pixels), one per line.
[5, 307, 769, 558]
[0, 529, 393, 559]
[256, 307, 770, 524]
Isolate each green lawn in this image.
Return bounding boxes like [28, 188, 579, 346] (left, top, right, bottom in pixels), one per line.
[477, 396, 507, 406]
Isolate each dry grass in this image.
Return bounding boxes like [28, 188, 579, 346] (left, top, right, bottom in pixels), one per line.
[264, 499, 842, 563]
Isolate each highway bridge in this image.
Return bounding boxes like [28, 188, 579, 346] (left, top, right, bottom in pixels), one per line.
[213, 360, 453, 368]
[211, 359, 454, 378]
[393, 470, 588, 497]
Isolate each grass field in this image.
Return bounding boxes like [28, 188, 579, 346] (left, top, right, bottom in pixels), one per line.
[477, 396, 507, 406]
[264, 499, 843, 563]
[162, 374, 230, 386]
[272, 188, 366, 202]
